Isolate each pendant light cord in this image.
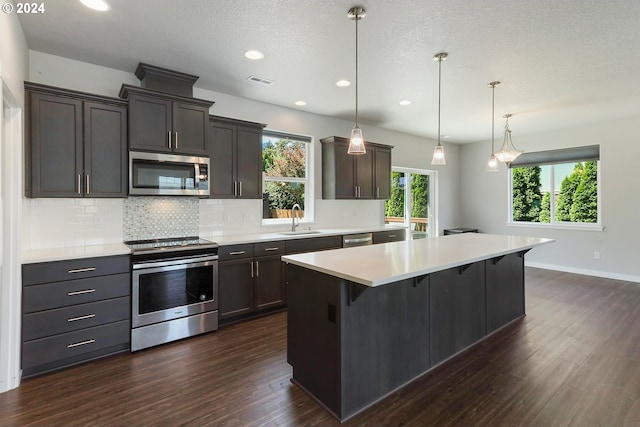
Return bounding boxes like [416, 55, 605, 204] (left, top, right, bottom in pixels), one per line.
[355, 12, 359, 127]
[491, 84, 495, 153]
[437, 56, 441, 145]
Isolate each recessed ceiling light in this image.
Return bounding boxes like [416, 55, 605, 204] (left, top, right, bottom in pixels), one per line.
[295, 101, 307, 106]
[399, 100, 411, 106]
[244, 50, 264, 60]
[336, 80, 351, 87]
[80, 0, 109, 11]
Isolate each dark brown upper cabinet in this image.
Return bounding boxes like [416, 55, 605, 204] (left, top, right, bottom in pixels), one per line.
[25, 82, 128, 198]
[120, 85, 213, 156]
[321, 136, 392, 200]
[208, 116, 265, 199]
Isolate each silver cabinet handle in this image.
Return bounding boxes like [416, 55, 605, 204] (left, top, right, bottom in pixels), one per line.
[67, 289, 95, 296]
[233, 181, 238, 196]
[174, 131, 178, 149]
[377, 187, 380, 198]
[168, 131, 172, 149]
[68, 314, 96, 322]
[255, 260, 259, 277]
[354, 186, 358, 198]
[264, 247, 280, 252]
[77, 174, 82, 195]
[250, 260, 254, 278]
[344, 237, 372, 244]
[86, 174, 91, 195]
[229, 251, 245, 256]
[238, 181, 242, 197]
[67, 339, 95, 348]
[67, 267, 96, 274]
[388, 234, 396, 238]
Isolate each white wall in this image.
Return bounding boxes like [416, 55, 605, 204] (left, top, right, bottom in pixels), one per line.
[460, 116, 640, 282]
[25, 51, 461, 247]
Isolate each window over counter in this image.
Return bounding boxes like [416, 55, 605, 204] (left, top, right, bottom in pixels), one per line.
[262, 131, 313, 223]
[508, 145, 601, 230]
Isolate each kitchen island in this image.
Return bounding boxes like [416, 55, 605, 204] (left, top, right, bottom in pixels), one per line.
[282, 233, 553, 421]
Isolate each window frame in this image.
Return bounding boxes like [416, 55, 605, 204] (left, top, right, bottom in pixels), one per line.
[261, 130, 314, 225]
[507, 146, 602, 231]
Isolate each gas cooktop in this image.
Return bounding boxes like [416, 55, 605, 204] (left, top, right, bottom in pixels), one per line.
[125, 236, 218, 254]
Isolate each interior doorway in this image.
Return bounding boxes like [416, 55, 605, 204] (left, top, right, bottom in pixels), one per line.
[385, 167, 437, 239]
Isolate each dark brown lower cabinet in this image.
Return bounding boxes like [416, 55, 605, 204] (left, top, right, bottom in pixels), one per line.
[486, 252, 526, 333]
[21, 255, 131, 378]
[218, 258, 255, 319]
[254, 255, 285, 310]
[428, 262, 487, 367]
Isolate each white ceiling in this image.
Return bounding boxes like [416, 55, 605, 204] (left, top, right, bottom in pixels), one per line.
[18, 0, 640, 143]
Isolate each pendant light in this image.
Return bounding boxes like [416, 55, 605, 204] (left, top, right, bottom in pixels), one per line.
[486, 81, 500, 172]
[495, 113, 522, 164]
[431, 52, 447, 165]
[347, 6, 366, 155]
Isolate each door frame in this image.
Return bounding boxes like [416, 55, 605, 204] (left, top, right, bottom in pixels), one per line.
[387, 166, 439, 238]
[0, 79, 23, 392]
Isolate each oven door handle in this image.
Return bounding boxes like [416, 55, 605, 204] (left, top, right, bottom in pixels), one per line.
[133, 255, 219, 270]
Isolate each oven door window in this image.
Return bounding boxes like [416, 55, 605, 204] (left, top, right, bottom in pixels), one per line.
[138, 265, 214, 314]
[132, 160, 196, 190]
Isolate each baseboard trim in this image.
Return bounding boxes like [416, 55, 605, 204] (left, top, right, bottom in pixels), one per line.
[525, 261, 640, 284]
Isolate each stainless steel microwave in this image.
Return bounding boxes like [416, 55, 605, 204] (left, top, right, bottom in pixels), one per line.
[129, 151, 210, 196]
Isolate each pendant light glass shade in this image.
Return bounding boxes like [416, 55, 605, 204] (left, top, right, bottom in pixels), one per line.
[486, 81, 500, 172]
[495, 114, 522, 164]
[347, 7, 366, 155]
[348, 126, 365, 154]
[431, 52, 447, 165]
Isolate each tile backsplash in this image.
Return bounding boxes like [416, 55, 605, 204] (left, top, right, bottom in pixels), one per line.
[123, 197, 199, 241]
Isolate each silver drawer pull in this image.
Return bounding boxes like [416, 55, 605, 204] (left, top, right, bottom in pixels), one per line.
[388, 234, 396, 238]
[68, 314, 96, 322]
[67, 267, 96, 274]
[67, 339, 95, 348]
[67, 289, 96, 296]
[264, 247, 280, 251]
[229, 251, 246, 255]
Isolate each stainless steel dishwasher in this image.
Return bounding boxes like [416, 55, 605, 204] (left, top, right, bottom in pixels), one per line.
[342, 232, 373, 248]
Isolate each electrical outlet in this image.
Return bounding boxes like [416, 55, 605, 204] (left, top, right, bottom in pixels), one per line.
[593, 251, 600, 260]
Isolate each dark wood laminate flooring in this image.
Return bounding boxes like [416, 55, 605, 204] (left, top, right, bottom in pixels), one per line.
[2, 267, 640, 426]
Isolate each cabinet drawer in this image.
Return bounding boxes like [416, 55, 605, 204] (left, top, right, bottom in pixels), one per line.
[23, 255, 130, 286]
[23, 297, 130, 341]
[219, 244, 254, 260]
[285, 236, 343, 254]
[373, 229, 406, 244]
[254, 241, 285, 256]
[22, 320, 130, 371]
[23, 273, 130, 313]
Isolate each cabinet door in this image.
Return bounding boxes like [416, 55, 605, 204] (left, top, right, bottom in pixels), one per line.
[28, 92, 83, 197]
[355, 150, 375, 199]
[128, 94, 172, 153]
[173, 102, 208, 155]
[208, 121, 236, 198]
[429, 262, 486, 366]
[218, 259, 254, 319]
[333, 142, 357, 199]
[254, 255, 285, 310]
[486, 253, 525, 333]
[374, 147, 392, 199]
[84, 102, 127, 197]
[236, 126, 263, 199]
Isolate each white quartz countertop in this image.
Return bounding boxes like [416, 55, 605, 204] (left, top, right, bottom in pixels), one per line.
[212, 225, 405, 246]
[22, 243, 131, 264]
[281, 233, 554, 287]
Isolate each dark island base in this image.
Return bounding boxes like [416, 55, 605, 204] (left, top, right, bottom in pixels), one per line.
[286, 251, 527, 422]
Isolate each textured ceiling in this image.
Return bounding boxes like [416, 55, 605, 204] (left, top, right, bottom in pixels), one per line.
[17, 0, 640, 143]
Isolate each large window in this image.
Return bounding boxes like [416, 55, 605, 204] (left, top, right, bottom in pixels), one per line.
[262, 131, 312, 222]
[509, 145, 601, 229]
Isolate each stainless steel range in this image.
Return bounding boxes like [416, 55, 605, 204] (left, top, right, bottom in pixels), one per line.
[125, 237, 219, 351]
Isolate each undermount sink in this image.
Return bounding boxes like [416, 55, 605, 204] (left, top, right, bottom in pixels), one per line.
[278, 230, 322, 235]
